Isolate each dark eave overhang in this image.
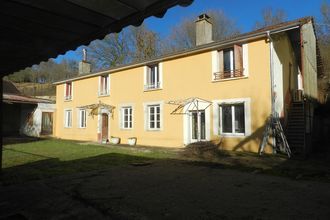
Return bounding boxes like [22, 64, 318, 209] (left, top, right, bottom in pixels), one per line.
[0, 0, 194, 76]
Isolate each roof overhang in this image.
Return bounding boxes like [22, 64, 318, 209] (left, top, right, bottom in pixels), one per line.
[54, 17, 313, 85]
[0, 0, 193, 76]
[3, 93, 53, 104]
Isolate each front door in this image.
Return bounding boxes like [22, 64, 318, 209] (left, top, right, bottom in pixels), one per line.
[41, 112, 53, 135]
[101, 113, 109, 141]
[190, 110, 205, 142]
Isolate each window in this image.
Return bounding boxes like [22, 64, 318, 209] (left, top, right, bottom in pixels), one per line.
[121, 106, 133, 129]
[220, 103, 245, 135]
[145, 64, 160, 90]
[99, 75, 110, 96]
[64, 82, 72, 100]
[78, 109, 86, 128]
[64, 110, 72, 128]
[147, 104, 161, 130]
[213, 44, 244, 80]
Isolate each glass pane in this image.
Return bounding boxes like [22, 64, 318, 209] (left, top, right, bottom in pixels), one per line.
[150, 114, 154, 121]
[191, 111, 198, 139]
[150, 121, 154, 128]
[224, 49, 232, 72]
[129, 122, 132, 128]
[222, 105, 232, 133]
[156, 106, 160, 113]
[124, 115, 128, 121]
[234, 104, 245, 133]
[200, 111, 205, 139]
[156, 113, 160, 121]
[124, 122, 128, 128]
[150, 107, 154, 114]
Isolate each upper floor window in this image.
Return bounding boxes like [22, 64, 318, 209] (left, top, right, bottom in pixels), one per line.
[213, 44, 248, 81]
[99, 75, 110, 96]
[121, 106, 133, 129]
[78, 109, 86, 128]
[64, 82, 72, 100]
[64, 109, 72, 128]
[144, 64, 162, 90]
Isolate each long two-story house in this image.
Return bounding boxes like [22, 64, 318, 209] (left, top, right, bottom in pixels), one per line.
[54, 15, 320, 155]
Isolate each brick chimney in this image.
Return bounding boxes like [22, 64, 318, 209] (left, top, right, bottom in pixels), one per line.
[195, 14, 213, 46]
[79, 48, 91, 75]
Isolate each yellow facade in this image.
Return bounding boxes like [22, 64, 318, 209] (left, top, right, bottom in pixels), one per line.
[55, 38, 274, 152]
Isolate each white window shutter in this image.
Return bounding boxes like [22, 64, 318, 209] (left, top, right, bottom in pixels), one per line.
[212, 103, 219, 135]
[211, 50, 218, 77]
[119, 108, 123, 129]
[107, 75, 110, 94]
[159, 62, 163, 88]
[143, 66, 147, 90]
[243, 44, 249, 76]
[143, 104, 148, 130]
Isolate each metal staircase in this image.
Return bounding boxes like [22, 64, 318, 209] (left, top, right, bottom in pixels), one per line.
[286, 101, 306, 157]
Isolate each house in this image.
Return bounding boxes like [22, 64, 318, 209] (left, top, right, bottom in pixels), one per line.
[2, 80, 56, 137]
[54, 15, 321, 155]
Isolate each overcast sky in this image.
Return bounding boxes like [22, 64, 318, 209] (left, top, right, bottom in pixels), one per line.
[55, 0, 328, 62]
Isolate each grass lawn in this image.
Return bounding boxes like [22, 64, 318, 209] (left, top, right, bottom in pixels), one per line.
[2, 138, 330, 185]
[1, 139, 177, 185]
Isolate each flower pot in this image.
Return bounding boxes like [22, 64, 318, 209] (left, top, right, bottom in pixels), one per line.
[128, 137, 137, 146]
[110, 137, 120, 144]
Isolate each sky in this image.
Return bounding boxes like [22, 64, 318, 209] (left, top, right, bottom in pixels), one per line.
[55, 0, 328, 62]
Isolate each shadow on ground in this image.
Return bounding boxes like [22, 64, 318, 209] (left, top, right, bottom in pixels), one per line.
[0, 152, 155, 185]
[2, 136, 42, 146]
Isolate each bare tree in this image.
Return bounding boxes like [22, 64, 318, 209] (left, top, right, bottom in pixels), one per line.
[129, 24, 160, 62]
[84, 30, 131, 70]
[317, 1, 330, 99]
[254, 7, 287, 29]
[161, 10, 241, 53]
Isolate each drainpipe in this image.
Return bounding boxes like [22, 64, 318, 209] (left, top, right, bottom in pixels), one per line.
[267, 31, 276, 153]
[267, 31, 275, 118]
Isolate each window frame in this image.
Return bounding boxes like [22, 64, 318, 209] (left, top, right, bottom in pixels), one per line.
[144, 63, 162, 91]
[143, 101, 163, 131]
[212, 44, 249, 82]
[147, 104, 161, 130]
[219, 103, 245, 136]
[64, 109, 72, 128]
[99, 75, 110, 96]
[121, 106, 133, 129]
[223, 48, 235, 74]
[212, 98, 251, 137]
[78, 109, 87, 128]
[64, 82, 73, 101]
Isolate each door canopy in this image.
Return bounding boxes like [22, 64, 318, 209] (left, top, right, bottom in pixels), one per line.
[78, 101, 115, 116]
[167, 97, 212, 115]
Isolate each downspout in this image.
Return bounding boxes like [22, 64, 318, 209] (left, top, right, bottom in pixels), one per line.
[267, 31, 277, 153]
[267, 31, 275, 118]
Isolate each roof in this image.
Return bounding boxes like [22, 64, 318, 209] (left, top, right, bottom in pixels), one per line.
[0, 0, 194, 76]
[54, 16, 315, 85]
[2, 80, 54, 104]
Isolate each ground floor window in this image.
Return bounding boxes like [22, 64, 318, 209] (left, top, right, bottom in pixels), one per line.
[147, 104, 161, 130]
[220, 103, 245, 135]
[121, 106, 133, 129]
[64, 109, 72, 128]
[78, 109, 86, 128]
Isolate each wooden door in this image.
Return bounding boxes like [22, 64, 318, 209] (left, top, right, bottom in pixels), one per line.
[101, 113, 109, 141]
[41, 112, 53, 135]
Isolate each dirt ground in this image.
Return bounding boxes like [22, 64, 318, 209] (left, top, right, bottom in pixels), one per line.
[1, 159, 330, 220]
